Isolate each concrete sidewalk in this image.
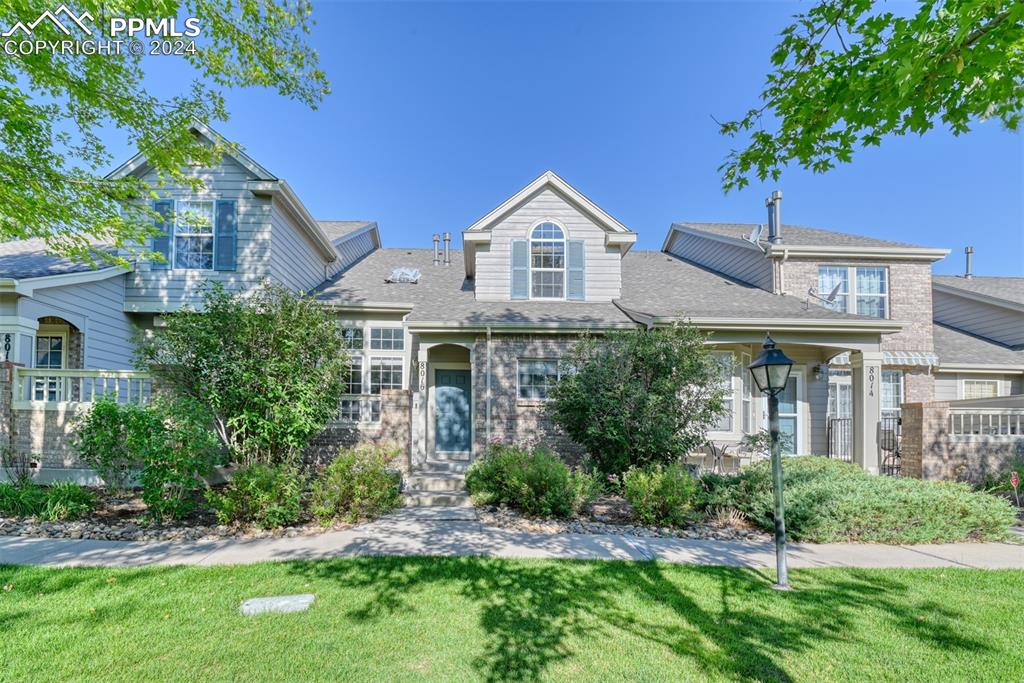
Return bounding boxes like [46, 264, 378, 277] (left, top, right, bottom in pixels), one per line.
[2, 509, 1023, 570]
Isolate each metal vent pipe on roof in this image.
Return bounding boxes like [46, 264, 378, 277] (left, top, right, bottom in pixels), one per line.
[432, 233, 441, 266]
[766, 190, 783, 244]
[443, 232, 451, 266]
[965, 246, 974, 279]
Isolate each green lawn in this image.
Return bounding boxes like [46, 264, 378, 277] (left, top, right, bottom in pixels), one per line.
[1, 559, 1021, 682]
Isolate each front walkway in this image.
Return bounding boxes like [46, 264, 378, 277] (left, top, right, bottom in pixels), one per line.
[2, 508, 1023, 569]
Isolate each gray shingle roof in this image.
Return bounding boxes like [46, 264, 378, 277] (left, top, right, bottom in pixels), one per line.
[0, 238, 109, 279]
[315, 248, 634, 326]
[934, 323, 1024, 365]
[317, 221, 375, 246]
[317, 248, 884, 327]
[933, 275, 1024, 307]
[616, 251, 873, 321]
[676, 222, 932, 249]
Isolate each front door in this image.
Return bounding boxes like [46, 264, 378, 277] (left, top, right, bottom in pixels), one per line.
[763, 373, 803, 455]
[435, 369, 471, 453]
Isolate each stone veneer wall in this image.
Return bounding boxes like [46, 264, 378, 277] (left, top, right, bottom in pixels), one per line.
[471, 334, 585, 464]
[902, 401, 1024, 482]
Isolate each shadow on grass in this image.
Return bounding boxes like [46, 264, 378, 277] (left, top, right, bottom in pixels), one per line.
[284, 558, 989, 683]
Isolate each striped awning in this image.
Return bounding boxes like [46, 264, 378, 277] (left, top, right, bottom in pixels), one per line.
[830, 351, 939, 367]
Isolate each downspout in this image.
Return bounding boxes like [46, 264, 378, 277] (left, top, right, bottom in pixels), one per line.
[485, 326, 493, 445]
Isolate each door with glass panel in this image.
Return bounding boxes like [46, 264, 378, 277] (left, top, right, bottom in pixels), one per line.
[34, 335, 65, 401]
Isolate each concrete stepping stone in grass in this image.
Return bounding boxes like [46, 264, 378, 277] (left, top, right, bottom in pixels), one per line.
[240, 594, 315, 616]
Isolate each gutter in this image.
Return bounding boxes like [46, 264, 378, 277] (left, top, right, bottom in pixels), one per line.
[405, 321, 639, 333]
[765, 244, 950, 261]
[937, 362, 1024, 374]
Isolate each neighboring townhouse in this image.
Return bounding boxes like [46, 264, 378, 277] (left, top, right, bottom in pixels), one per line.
[1, 128, 1021, 491]
[931, 272, 1024, 400]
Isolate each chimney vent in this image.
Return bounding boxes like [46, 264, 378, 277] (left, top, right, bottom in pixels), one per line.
[443, 232, 452, 266]
[766, 190, 783, 244]
[432, 234, 441, 266]
[965, 246, 974, 279]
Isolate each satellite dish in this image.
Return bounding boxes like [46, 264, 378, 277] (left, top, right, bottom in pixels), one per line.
[825, 281, 842, 303]
[747, 224, 764, 244]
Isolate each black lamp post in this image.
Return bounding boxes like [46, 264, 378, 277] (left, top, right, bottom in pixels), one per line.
[747, 334, 795, 591]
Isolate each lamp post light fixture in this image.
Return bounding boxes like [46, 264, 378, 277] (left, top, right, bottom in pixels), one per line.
[747, 334, 795, 591]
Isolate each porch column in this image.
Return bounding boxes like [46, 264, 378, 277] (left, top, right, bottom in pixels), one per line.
[0, 317, 39, 366]
[851, 350, 883, 474]
[410, 348, 428, 468]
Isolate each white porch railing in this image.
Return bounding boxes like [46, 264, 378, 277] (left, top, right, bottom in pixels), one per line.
[949, 409, 1024, 437]
[12, 368, 152, 406]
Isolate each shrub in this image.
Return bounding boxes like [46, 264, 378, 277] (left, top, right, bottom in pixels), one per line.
[40, 482, 96, 521]
[135, 282, 349, 467]
[549, 324, 727, 475]
[465, 444, 599, 518]
[138, 398, 222, 522]
[207, 463, 305, 528]
[71, 397, 154, 491]
[720, 456, 1016, 543]
[981, 455, 1024, 498]
[310, 444, 402, 524]
[0, 482, 95, 521]
[623, 464, 700, 527]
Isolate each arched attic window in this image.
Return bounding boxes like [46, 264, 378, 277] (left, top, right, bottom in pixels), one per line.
[529, 222, 566, 299]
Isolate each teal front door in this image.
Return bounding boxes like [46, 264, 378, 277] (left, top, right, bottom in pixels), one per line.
[435, 369, 471, 452]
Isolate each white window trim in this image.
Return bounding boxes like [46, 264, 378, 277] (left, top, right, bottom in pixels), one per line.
[527, 219, 568, 301]
[880, 369, 904, 416]
[337, 320, 408, 424]
[960, 378, 1002, 400]
[516, 357, 563, 402]
[816, 265, 890, 319]
[708, 350, 740, 439]
[171, 198, 217, 271]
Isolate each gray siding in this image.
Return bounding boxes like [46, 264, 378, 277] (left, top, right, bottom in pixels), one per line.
[327, 230, 377, 279]
[124, 156, 273, 310]
[474, 188, 622, 302]
[268, 199, 332, 293]
[933, 289, 1024, 348]
[934, 372, 1017, 401]
[23, 277, 136, 369]
[665, 229, 773, 291]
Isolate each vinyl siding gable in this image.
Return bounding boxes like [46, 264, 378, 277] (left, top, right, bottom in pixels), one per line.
[933, 289, 1024, 348]
[665, 228, 773, 292]
[474, 188, 622, 302]
[124, 155, 273, 310]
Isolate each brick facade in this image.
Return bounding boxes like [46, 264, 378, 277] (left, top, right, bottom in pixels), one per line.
[902, 401, 1024, 482]
[471, 333, 585, 463]
[780, 259, 935, 352]
[304, 390, 411, 473]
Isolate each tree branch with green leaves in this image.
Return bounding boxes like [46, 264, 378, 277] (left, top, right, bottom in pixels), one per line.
[0, 0, 329, 263]
[718, 0, 1024, 191]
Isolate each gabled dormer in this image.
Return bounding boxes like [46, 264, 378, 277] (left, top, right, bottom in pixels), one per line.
[463, 171, 636, 302]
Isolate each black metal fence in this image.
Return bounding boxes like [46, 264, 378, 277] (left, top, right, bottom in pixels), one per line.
[827, 415, 902, 476]
[827, 418, 852, 462]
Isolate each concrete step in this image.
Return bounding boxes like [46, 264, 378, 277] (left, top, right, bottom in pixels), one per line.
[405, 472, 466, 492]
[420, 459, 469, 474]
[430, 451, 471, 462]
[402, 490, 472, 507]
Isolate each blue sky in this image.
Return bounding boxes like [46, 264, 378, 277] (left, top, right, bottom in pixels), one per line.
[124, 1, 1022, 275]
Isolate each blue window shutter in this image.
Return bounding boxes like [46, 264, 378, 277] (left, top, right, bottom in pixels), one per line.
[151, 200, 173, 270]
[214, 200, 238, 271]
[510, 239, 529, 300]
[567, 240, 585, 300]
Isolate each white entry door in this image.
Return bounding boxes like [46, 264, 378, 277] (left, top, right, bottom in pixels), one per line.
[764, 372, 804, 455]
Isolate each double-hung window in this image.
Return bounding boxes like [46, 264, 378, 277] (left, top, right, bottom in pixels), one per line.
[530, 223, 565, 299]
[816, 266, 888, 318]
[33, 334, 66, 401]
[339, 325, 405, 423]
[369, 358, 403, 394]
[711, 351, 735, 432]
[174, 200, 215, 269]
[518, 359, 561, 400]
